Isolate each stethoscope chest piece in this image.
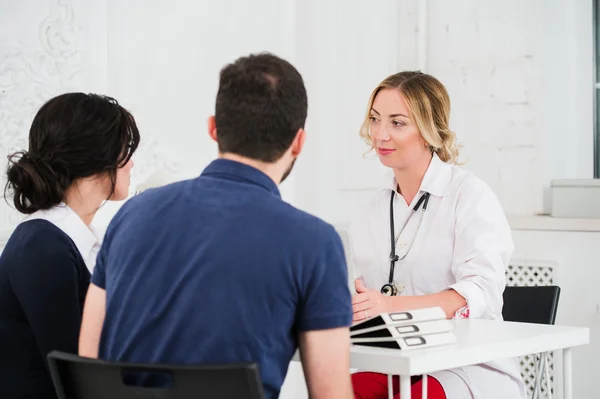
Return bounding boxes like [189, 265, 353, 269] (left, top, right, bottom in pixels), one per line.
[380, 283, 398, 296]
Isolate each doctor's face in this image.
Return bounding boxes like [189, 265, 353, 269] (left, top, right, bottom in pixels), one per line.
[369, 88, 430, 170]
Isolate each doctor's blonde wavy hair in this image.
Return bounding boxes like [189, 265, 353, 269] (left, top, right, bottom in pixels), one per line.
[359, 71, 461, 164]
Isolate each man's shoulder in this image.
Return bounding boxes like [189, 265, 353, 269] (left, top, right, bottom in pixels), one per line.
[112, 179, 190, 219]
[272, 202, 340, 245]
[129, 179, 189, 205]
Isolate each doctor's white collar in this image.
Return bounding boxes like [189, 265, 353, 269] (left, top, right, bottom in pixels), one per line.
[385, 152, 453, 197]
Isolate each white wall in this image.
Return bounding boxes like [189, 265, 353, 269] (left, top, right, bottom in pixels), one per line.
[540, 0, 595, 212]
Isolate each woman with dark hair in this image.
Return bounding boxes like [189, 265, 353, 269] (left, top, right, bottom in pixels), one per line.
[0, 92, 140, 398]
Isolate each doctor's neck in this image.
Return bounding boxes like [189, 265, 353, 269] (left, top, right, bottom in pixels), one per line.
[393, 153, 433, 205]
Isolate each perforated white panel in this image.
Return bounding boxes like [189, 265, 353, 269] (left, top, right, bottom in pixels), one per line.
[506, 260, 557, 398]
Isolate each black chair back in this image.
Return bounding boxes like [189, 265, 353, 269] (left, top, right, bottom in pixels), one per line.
[502, 285, 561, 325]
[47, 351, 265, 399]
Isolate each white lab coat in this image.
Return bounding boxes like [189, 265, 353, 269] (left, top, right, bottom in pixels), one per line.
[348, 154, 527, 399]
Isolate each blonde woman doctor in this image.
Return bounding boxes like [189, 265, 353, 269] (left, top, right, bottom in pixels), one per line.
[348, 71, 527, 399]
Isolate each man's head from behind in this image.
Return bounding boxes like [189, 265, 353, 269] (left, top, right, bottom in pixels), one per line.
[208, 53, 308, 184]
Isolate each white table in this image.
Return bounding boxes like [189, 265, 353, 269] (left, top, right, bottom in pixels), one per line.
[349, 319, 589, 399]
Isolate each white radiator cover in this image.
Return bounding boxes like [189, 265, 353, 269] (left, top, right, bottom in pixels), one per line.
[507, 259, 558, 398]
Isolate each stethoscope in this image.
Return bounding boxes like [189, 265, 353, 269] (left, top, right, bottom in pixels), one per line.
[380, 190, 431, 296]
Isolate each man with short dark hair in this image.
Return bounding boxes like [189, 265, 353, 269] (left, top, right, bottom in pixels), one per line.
[79, 53, 354, 399]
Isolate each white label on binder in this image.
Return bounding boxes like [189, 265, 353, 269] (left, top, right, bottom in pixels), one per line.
[389, 312, 411, 321]
[396, 325, 418, 334]
[405, 337, 426, 346]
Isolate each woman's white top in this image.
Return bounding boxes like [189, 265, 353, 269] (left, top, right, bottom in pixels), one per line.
[348, 154, 527, 399]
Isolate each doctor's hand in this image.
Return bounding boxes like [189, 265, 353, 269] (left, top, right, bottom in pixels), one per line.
[351, 278, 391, 322]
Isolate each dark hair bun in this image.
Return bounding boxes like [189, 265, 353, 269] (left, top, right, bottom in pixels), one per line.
[3, 92, 140, 214]
[5, 151, 71, 214]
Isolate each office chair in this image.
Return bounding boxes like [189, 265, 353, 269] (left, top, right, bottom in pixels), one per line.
[503, 285, 561, 399]
[47, 351, 265, 399]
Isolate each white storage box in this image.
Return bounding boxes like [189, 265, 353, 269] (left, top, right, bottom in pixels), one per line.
[551, 179, 600, 218]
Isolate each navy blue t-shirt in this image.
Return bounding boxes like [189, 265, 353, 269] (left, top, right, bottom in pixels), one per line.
[92, 159, 352, 398]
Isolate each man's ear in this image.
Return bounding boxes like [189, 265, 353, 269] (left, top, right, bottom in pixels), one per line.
[207, 116, 217, 142]
[291, 128, 305, 157]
